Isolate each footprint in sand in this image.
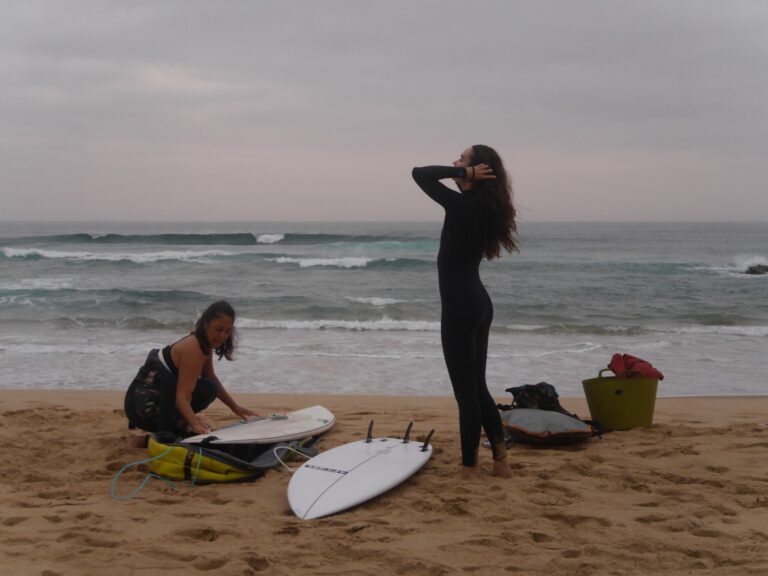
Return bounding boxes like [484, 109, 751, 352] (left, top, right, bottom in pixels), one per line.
[2, 409, 34, 417]
[561, 549, 582, 558]
[176, 511, 206, 519]
[635, 500, 661, 508]
[21, 472, 51, 483]
[691, 527, 725, 538]
[105, 461, 126, 473]
[1, 516, 28, 526]
[192, 557, 229, 571]
[634, 513, 667, 524]
[36, 490, 71, 500]
[543, 512, 612, 529]
[459, 537, 496, 547]
[531, 532, 555, 543]
[56, 532, 120, 548]
[274, 525, 300, 536]
[244, 554, 270, 571]
[346, 523, 370, 534]
[150, 496, 181, 505]
[174, 527, 222, 542]
[740, 496, 768, 510]
[662, 519, 697, 533]
[440, 496, 470, 516]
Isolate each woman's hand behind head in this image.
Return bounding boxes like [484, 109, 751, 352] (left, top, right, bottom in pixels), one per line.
[472, 163, 496, 181]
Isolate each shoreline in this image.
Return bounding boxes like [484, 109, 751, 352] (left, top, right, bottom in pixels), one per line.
[2, 390, 767, 575]
[4, 387, 768, 400]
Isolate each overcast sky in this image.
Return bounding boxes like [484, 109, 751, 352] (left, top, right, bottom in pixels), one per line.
[2, 0, 767, 222]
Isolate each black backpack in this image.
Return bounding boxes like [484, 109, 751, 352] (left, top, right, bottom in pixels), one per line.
[496, 382, 574, 415]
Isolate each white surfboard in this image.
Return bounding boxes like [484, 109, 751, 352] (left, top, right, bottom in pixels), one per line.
[288, 423, 433, 520]
[181, 405, 335, 445]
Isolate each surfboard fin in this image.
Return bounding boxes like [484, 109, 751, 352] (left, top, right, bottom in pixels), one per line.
[421, 429, 435, 452]
[365, 420, 374, 443]
[402, 421, 413, 443]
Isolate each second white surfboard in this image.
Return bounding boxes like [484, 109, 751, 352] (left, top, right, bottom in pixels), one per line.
[288, 426, 433, 520]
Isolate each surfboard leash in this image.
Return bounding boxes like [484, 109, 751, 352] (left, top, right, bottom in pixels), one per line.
[272, 445, 313, 473]
[110, 444, 204, 501]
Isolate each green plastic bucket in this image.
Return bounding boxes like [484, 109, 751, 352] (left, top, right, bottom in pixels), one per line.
[582, 369, 658, 431]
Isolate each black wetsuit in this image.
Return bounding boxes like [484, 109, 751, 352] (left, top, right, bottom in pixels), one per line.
[124, 339, 217, 440]
[412, 165, 505, 466]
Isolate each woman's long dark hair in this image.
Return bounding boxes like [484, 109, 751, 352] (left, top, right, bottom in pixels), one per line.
[194, 300, 237, 360]
[470, 144, 518, 258]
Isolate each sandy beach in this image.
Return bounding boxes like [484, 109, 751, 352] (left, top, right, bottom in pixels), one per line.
[1, 390, 767, 575]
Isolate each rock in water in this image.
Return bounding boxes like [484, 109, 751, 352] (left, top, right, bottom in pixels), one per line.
[745, 264, 768, 275]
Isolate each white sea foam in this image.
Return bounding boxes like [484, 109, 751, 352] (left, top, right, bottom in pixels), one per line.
[2, 247, 232, 263]
[250, 349, 442, 360]
[503, 323, 642, 335]
[733, 254, 768, 269]
[0, 277, 74, 290]
[0, 296, 36, 307]
[345, 296, 406, 306]
[266, 256, 374, 268]
[531, 342, 603, 357]
[505, 324, 548, 331]
[237, 316, 440, 331]
[672, 325, 768, 337]
[0, 342, 153, 355]
[257, 234, 284, 244]
[706, 254, 768, 276]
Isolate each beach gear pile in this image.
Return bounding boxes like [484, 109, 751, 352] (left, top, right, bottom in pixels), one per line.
[582, 353, 664, 431]
[497, 354, 666, 443]
[607, 353, 664, 380]
[111, 434, 321, 500]
[146, 435, 321, 484]
[112, 407, 336, 500]
[496, 382, 597, 445]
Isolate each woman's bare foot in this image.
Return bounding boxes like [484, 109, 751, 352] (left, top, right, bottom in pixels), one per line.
[491, 458, 512, 478]
[127, 435, 149, 449]
[491, 442, 512, 478]
[458, 465, 481, 480]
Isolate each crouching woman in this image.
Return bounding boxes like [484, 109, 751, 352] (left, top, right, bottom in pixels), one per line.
[124, 300, 256, 444]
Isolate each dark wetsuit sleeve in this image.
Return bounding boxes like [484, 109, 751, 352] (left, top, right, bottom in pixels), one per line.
[412, 166, 467, 209]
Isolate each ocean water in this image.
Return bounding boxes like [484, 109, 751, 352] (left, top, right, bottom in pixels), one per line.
[0, 221, 766, 398]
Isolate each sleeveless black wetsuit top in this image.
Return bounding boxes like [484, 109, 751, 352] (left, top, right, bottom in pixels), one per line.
[161, 345, 179, 376]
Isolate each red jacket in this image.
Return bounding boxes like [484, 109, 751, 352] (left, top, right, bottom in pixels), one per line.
[608, 353, 664, 380]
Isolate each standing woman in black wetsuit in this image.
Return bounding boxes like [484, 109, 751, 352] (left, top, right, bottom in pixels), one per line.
[412, 145, 518, 479]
